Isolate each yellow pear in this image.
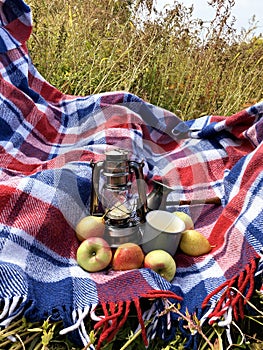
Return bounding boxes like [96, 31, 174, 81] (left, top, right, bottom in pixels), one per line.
[179, 230, 211, 256]
[75, 215, 105, 241]
[173, 211, 194, 230]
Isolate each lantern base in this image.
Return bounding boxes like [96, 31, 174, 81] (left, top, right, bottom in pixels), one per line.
[104, 224, 142, 247]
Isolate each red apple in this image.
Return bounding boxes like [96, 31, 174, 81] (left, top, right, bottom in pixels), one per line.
[144, 249, 176, 282]
[112, 243, 144, 271]
[75, 215, 105, 241]
[76, 237, 112, 272]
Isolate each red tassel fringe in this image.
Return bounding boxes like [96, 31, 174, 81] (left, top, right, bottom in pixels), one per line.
[93, 259, 257, 348]
[202, 259, 258, 324]
[94, 289, 182, 349]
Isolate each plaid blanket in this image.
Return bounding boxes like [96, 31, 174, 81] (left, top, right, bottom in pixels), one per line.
[1, 1, 263, 349]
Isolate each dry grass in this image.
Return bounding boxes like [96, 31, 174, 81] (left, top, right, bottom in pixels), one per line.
[27, 0, 263, 119]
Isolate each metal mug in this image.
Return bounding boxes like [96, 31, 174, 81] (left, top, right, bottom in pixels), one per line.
[141, 210, 185, 256]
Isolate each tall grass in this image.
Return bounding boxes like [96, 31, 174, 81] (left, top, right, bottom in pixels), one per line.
[27, 0, 263, 119]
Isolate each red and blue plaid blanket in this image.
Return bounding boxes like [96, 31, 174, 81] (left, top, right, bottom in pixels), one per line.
[1, 1, 263, 349]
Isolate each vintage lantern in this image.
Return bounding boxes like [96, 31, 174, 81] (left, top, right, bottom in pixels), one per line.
[90, 148, 148, 246]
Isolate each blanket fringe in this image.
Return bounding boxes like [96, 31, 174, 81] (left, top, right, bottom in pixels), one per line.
[202, 259, 258, 326]
[60, 289, 182, 350]
[59, 305, 95, 349]
[0, 296, 27, 328]
[94, 289, 182, 349]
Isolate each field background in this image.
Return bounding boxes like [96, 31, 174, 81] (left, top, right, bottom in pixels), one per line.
[27, 0, 262, 120]
[1, 0, 263, 349]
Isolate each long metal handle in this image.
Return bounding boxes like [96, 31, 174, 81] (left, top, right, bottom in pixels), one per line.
[90, 161, 104, 215]
[129, 161, 148, 222]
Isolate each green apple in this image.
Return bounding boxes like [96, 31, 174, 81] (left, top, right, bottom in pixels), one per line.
[144, 249, 176, 282]
[75, 215, 105, 241]
[112, 242, 145, 271]
[76, 237, 112, 272]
